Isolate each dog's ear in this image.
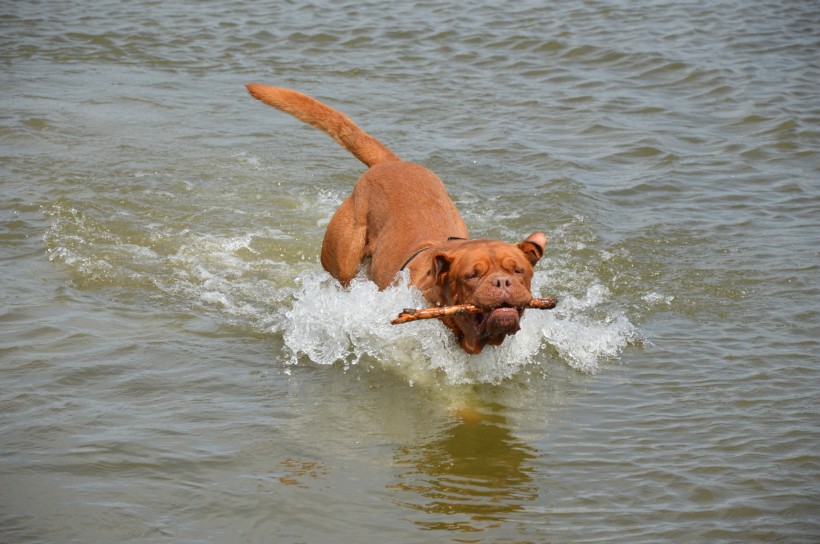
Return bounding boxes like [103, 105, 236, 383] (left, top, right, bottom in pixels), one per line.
[518, 232, 547, 266]
[432, 253, 453, 285]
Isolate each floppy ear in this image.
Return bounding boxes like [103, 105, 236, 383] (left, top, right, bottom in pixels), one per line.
[518, 232, 547, 266]
[432, 253, 453, 285]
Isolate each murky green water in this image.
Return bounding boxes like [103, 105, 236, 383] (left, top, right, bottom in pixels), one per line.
[2, 1, 818, 542]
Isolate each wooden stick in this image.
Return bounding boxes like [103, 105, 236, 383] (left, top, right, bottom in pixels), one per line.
[391, 297, 557, 325]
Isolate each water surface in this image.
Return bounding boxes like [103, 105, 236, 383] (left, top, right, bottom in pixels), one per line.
[2, 0, 819, 542]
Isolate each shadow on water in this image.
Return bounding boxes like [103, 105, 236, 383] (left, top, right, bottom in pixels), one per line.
[387, 405, 539, 534]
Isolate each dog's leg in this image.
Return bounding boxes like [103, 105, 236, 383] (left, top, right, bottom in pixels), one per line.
[320, 196, 367, 286]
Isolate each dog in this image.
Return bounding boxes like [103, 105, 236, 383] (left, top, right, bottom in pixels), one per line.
[247, 84, 547, 353]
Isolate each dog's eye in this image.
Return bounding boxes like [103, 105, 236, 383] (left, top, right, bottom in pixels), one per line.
[513, 266, 524, 275]
[465, 270, 480, 280]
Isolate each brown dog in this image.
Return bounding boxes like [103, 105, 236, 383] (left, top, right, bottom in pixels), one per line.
[247, 84, 547, 353]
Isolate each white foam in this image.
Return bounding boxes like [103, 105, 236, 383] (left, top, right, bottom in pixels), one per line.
[642, 292, 674, 305]
[273, 269, 638, 384]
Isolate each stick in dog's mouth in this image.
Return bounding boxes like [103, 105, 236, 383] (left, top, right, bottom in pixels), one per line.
[390, 297, 557, 325]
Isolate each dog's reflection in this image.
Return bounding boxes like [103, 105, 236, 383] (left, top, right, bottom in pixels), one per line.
[388, 408, 539, 532]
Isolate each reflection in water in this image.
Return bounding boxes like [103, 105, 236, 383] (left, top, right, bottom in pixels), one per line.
[275, 458, 330, 489]
[388, 408, 539, 533]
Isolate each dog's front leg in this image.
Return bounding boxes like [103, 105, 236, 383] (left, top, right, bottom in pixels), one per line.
[321, 196, 367, 286]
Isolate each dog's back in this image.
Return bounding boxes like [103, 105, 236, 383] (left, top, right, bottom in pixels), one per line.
[246, 84, 400, 168]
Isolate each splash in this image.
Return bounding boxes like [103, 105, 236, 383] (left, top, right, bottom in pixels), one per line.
[43, 199, 637, 384]
[275, 269, 637, 384]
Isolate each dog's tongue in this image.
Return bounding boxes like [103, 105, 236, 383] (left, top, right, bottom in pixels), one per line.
[484, 307, 521, 336]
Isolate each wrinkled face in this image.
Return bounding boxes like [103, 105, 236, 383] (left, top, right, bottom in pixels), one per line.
[432, 233, 546, 353]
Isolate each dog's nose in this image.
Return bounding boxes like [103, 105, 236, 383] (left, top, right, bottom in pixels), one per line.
[490, 274, 513, 290]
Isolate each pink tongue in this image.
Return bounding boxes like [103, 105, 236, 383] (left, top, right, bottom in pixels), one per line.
[485, 307, 520, 335]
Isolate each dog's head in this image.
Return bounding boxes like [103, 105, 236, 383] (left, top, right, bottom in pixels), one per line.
[422, 232, 547, 353]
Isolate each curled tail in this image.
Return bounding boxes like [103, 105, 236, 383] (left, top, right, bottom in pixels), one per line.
[246, 83, 400, 167]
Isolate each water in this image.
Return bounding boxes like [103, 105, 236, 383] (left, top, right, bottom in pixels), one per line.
[2, 0, 819, 542]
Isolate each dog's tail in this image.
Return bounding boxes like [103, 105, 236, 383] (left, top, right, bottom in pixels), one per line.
[246, 83, 401, 168]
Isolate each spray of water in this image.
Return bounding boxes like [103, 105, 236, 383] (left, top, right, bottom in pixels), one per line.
[275, 268, 637, 384]
[43, 193, 639, 386]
